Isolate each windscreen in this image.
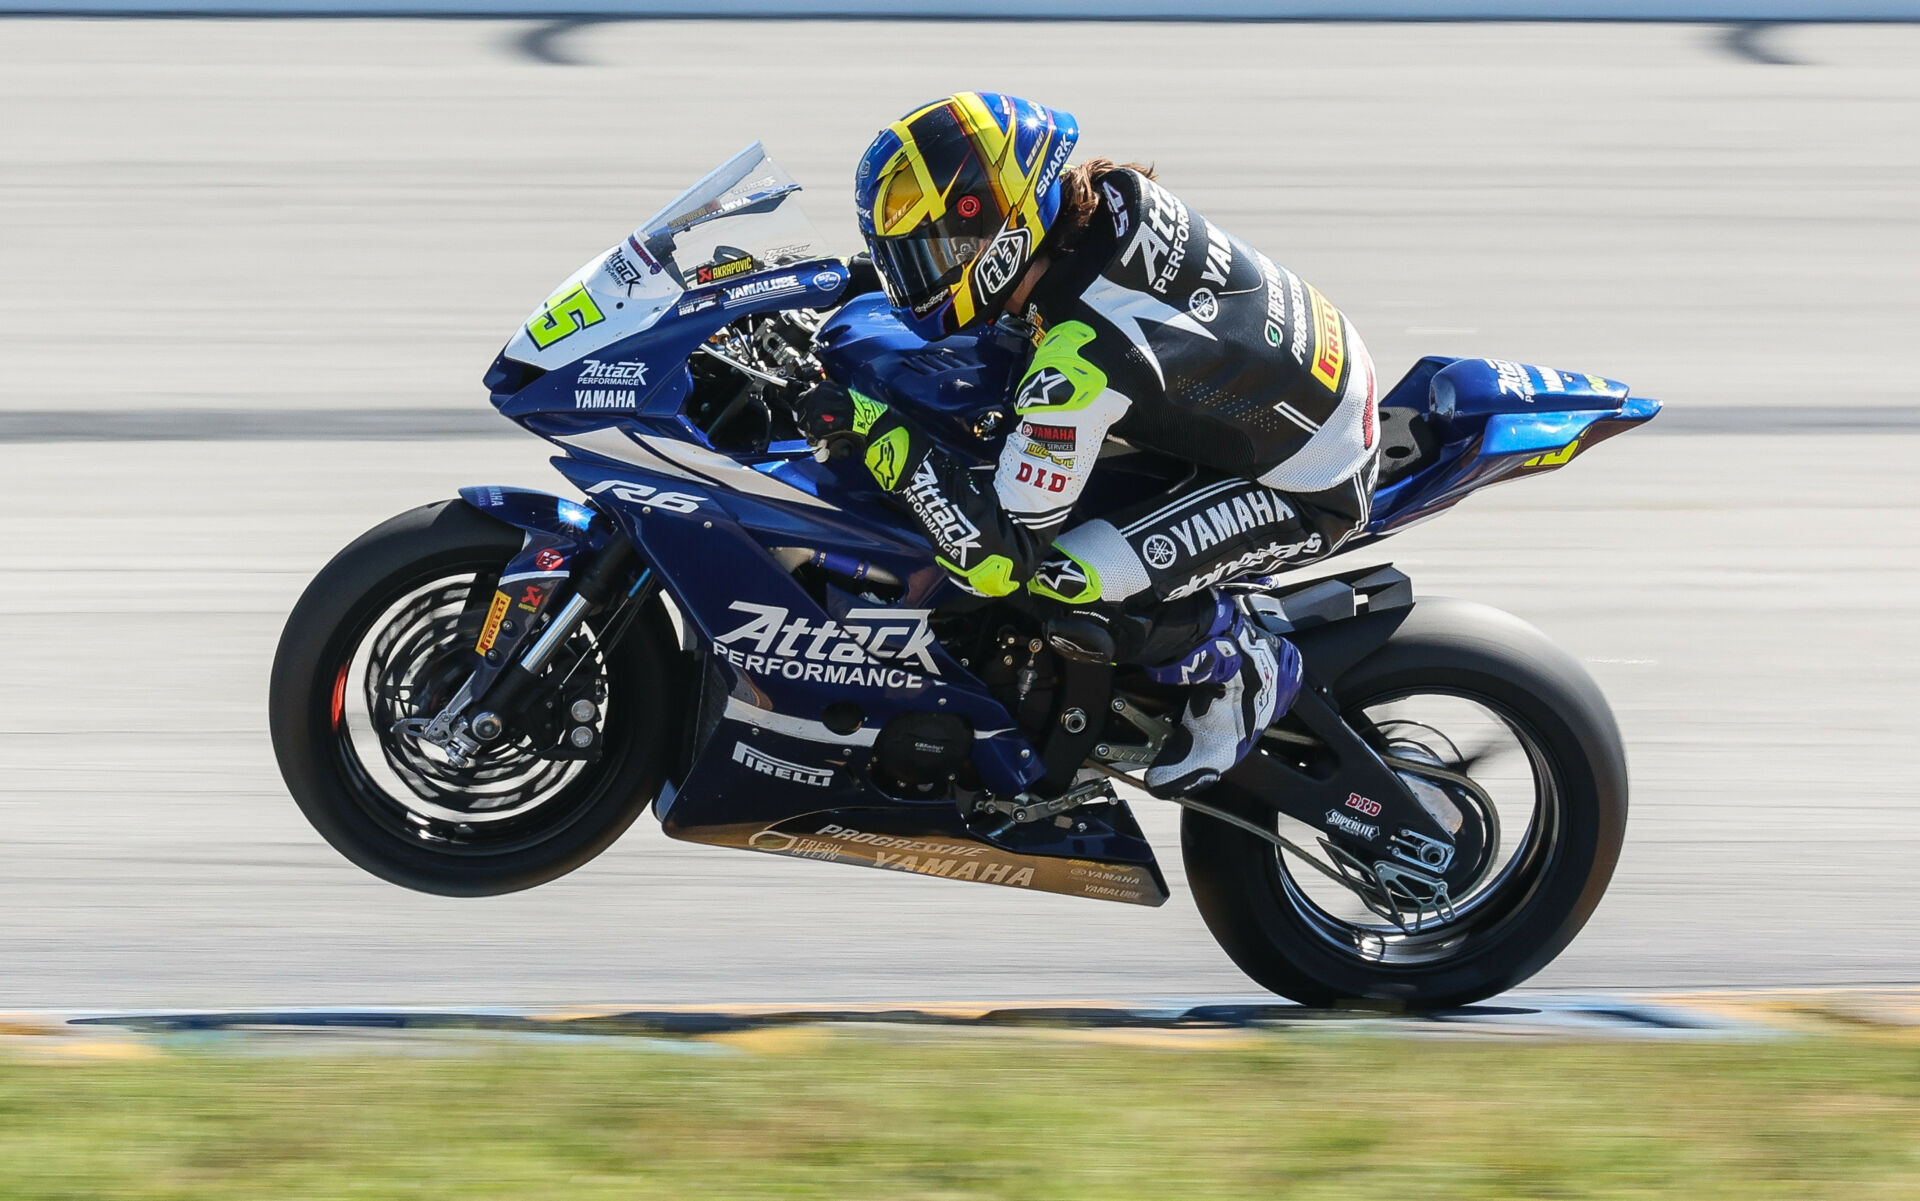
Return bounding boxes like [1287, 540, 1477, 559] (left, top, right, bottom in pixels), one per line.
[632, 143, 831, 288]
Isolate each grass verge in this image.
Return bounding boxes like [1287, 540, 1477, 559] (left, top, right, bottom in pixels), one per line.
[3, 1030, 1918, 1199]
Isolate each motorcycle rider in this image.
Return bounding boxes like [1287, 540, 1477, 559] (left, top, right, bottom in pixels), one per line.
[803, 92, 1380, 798]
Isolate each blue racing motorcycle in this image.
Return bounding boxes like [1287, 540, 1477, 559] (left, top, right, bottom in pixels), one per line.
[269, 145, 1657, 1007]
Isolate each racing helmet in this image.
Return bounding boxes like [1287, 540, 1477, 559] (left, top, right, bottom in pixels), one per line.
[854, 92, 1078, 339]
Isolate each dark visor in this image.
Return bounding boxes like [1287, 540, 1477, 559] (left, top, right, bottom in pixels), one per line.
[868, 222, 982, 316]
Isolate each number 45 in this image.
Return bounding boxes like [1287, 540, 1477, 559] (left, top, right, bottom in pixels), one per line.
[526, 284, 605, 349]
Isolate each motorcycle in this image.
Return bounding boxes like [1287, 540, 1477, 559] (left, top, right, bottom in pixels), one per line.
[269, 144, 1657, 1007]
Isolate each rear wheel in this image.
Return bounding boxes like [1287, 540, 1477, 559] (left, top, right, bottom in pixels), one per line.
[269, 500, 680, 896]
[1182, 599, 1628, 1008]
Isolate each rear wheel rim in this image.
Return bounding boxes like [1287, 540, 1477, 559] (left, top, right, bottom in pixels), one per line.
[1265, 689, 1564, 970]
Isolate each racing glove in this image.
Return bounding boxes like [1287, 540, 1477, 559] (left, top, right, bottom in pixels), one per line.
[798, 381, 894, 463]
[797, 380, 856, 459]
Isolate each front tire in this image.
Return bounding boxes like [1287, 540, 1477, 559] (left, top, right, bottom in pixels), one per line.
[1182, 598, 1629, 1008]
[269, 500, 680, 897]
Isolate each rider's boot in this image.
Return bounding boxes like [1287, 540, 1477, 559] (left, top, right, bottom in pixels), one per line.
[1143, 600, 1303, 799]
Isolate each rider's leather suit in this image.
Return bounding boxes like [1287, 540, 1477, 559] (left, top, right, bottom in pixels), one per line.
[861, 167, 1381, 656]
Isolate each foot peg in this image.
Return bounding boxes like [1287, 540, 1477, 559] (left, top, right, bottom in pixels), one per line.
[971, 778, 1117, 836]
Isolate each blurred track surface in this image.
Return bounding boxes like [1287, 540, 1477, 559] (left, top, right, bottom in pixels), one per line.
[1, 19, 1916, 1005]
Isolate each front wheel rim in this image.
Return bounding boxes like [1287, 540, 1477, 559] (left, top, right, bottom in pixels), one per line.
[328, 565, 631, 858]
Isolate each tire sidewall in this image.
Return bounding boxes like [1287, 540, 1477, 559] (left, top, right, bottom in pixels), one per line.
[269, 500, 679, 897]
[1183, 599, 1629, 1008]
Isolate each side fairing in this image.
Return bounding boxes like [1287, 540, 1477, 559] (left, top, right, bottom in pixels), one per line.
[544, 442, 1046, 806]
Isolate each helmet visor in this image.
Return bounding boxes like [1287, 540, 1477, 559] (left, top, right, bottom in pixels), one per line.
[868, 221, 985, 317]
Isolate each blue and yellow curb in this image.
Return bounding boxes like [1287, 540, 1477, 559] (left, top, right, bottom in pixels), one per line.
[1, 990, 1913, 1058]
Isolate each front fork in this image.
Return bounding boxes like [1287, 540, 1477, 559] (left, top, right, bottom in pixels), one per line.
[401, 533, 650, 768]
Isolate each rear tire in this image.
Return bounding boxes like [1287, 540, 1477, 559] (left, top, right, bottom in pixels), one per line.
[269, 499, 680, 896]
[1182, 598, 1628, 1008]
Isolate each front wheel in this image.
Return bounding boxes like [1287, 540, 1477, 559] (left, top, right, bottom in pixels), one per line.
[269, 500, 681, 897]
[1182, 598, 1629, 1008]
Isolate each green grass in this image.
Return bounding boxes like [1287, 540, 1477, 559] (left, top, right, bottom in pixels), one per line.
[2, 1031, 1918, 1199]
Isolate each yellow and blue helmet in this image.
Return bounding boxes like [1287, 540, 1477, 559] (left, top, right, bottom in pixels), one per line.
[855, 92, 1078, 339]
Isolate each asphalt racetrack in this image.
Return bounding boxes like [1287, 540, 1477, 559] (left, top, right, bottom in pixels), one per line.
[2, 18, 1917, 1007]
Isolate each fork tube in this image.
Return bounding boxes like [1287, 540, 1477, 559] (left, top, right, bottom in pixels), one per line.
[519, 593, 593, 675]
[479, 542, 644, 722]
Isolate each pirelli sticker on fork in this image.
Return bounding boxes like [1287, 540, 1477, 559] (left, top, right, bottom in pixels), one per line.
[475, 590, 512, 656]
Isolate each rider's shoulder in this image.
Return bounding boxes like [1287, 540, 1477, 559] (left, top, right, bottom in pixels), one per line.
[1092, 167, 1150, 231]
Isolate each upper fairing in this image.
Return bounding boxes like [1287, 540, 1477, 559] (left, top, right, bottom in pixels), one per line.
[500, 144, 837, 372]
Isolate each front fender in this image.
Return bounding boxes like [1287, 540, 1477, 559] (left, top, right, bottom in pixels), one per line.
[458, 484, 610, 553]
